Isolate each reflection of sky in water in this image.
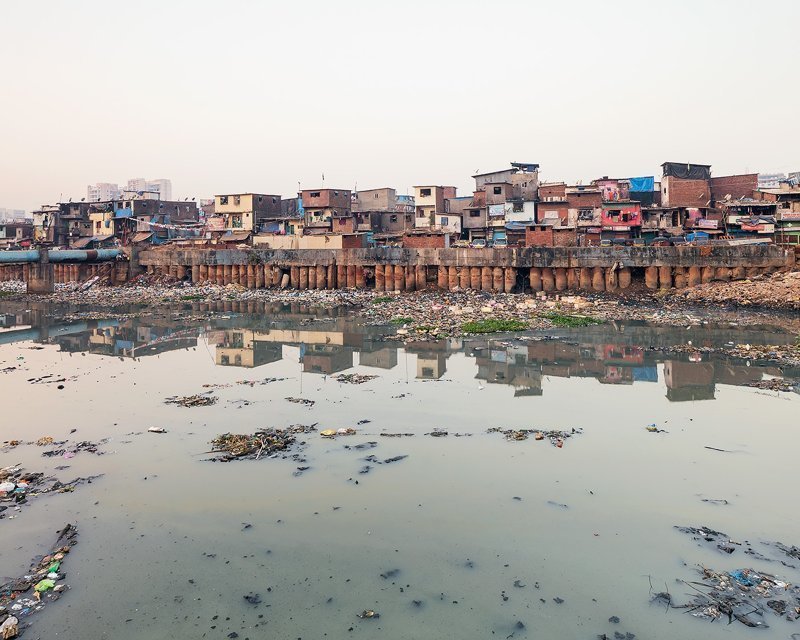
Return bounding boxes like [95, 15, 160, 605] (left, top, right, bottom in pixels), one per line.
[0, 302, 798, 640]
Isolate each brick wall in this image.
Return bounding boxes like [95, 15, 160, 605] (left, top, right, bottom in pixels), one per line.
[553, 229, 577, 247]
[539, 183, 566, 200]
[567, 191, 602, 209]
[525, 227, 554, 247]
[402, 233, 447, 249]
[710, 174, 758, 202]
[662, 176, 710, 208]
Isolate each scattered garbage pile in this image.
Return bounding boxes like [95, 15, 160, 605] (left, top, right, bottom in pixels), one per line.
[164, 394, 217, 407]
[320, 428, 356, 438]
[654, 565, 800, 628]
[747, 378, 798, 392]
[661, 524, 800, 627]
[203, 377, 287, 389]
[333, 373, 378, 384]
[487, 427, 583, 448]
[669, 270, 800, 311]
[0, 524, 77, 637]
[285, 397, 315, 406]
[1, 466, 102, 521]
[207, 426, 315, 462]
[41, 439, 109, 459]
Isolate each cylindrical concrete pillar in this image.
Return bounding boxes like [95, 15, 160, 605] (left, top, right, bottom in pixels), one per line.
[290, 266, 300, 288]
[199, 265, 208, 282]
[567, 268, 578, 291]
[347, 265, 356, 288]
[579, 268, 592, 290]
[384, 265, 395, 291]
[327, 264, 336, 289]
[492, 267, 503, 293]
[355, 266, 366, 289]
[618, 267, 632, 289]
[701, 266, 714, 283]
[715, 267, 731, 282]
[246, 265, 255, 289]
[192, 265, 200, 283]
[673, 267, 687, 289]
[416, 265, 426, 291]
[554, 267, 567, 291]
[437, 266, 448, 290]
[448, 266, 459, 291]
[605, 267, 618, 292]
[459, 267, 470, 290]
[280, 273, 289, 289]
[223, 265, 232, 285]
[299, 266, 308, 290]
[375, 264, 386, 291]
[315, 264, 326, 289]
[529, 267, 542, 291]
[731, 266, 746, 280]
[481, 267, 492, 291]
[687, 266, 701, 287]
[337, 265, 347, 290]
[645, 266, 658, 289]
[504, 267, 516, 293]
[541, 268, 555, 292]
[658, 266, 672, 289]
[394, 265, 404, 292]
[592, 267, 605, 291]
[405, 266, 415, 292]
[254, 265, 264, 288]
[470, 267, 481, 290]
[306, 265, 316, 289]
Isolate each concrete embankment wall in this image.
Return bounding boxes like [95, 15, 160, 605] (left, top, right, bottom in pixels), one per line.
[133, 245, 794, 294]
[0, 245, 793, 294]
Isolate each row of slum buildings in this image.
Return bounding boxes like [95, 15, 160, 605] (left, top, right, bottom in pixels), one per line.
[11, 162, 800, 251]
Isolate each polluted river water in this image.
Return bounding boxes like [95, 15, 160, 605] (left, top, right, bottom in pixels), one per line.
[0, 301, 799, 640]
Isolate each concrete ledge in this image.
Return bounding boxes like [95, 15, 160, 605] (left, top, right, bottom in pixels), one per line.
[138, 245, 793, 269]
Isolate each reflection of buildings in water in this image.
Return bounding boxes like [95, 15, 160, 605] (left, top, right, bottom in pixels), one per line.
[662, 359, 780, 402]
[215, 330, 283, 368]
[358, 348, 398, 370]
[416, 353, 447, 380]
[302, 344, 353, 374]
[525, 341, 652, 386]
[473, 345, 542, 396]
[52, 324, 198, 358]
[406, 340, 449, 380]
[664, 360, 716, 401]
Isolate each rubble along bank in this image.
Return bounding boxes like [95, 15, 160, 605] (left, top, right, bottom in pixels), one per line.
[664, 270, 800, 312]
[1, 275, 799, 338]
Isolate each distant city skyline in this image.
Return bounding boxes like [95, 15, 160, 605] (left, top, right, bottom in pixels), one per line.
[1, 0, 799, 212]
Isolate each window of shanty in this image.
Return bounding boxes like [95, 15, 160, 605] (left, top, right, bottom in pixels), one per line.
[513, 202, 523, 212]
[421, 189, 431, 197]
[234, 196, 240, 205]
[470, 211, 480, 217]
[311, 192, 320, 198]
[390, 215, 397, 222]
[220, 196, 228, 205]
[493, 187, 502, 195]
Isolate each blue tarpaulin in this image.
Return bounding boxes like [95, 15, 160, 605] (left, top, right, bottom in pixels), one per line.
[629, 176, 654, 192]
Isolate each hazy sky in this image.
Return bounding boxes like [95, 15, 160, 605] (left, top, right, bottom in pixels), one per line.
[1, 0, 798, 211]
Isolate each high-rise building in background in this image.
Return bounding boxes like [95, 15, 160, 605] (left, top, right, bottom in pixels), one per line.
[0, 208, 27, 221]
[124, 178, 172, 200]
[87, 182, 122, 202]
[87, 178, 173, 201]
